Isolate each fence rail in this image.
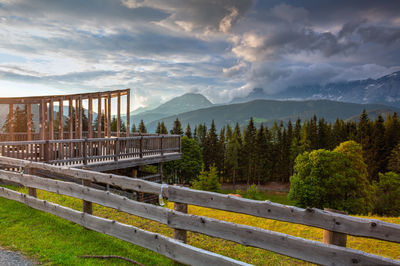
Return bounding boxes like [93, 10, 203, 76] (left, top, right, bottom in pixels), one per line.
[0, 135, 181, 167]
[0, 156, 399, 265]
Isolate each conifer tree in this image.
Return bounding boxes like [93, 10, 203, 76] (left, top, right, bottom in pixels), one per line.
[185, 123, 192, 138]
[242, 117, 257, 185]
[156, 122, 161, 134]
[160, 122, 168, 134]
[131, 123, 137, 133]
[138, 120, 147, 133]
[170, 118, 183, 135]
[203, 120, 219, 171]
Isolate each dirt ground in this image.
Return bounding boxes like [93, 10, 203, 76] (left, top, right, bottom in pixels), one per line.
[221, 182, 290, 192]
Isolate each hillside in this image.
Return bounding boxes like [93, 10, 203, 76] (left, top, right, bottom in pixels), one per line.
[147, 99, 399, 131]
[130, 93, 213, 124]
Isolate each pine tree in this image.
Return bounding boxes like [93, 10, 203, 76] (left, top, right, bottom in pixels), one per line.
[139, 120, 147, 133]
[226, 126, 241, 189]
[242, 118, 257, 185]
[170, 118, 183, 135]
[160, 122, 168, 134]
[131, 124, 137, 133]
[156, 122, 161, 134]
[185, 124, 192, 138]
[203, 120, 219, 171]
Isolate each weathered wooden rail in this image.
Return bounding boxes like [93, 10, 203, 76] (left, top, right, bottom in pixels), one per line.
[0, 135, 181, 170]
[0, 157, 399, 265]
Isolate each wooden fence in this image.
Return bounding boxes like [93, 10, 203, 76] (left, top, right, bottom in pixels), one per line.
[0, 135, 181, 167]
[0, 156, 399, 265]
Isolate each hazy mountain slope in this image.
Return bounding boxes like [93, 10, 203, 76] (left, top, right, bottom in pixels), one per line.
[131, 93, 213, 124]
[232, 71, 400, 107]
[147, 99, 399, 131]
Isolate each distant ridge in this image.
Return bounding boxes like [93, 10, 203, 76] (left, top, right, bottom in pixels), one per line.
[146, 99, 399, 131]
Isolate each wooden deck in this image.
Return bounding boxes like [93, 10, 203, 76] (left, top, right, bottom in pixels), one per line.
[0, 135, 181, 171]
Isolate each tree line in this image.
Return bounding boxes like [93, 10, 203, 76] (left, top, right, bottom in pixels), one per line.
[153, 111, 400, 187]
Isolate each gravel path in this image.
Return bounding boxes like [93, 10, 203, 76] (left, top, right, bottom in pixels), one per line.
[0, 248, 33, 266]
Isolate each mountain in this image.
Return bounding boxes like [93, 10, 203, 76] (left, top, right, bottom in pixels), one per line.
[147, 99, 399, 131]
[232, 71, 400, 107]
[130, 93, 213, 124]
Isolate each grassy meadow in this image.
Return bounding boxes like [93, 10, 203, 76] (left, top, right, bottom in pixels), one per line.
[0, 186, 399, 265]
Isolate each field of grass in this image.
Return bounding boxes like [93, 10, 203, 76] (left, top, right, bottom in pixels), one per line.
[1, 186, 399, 265]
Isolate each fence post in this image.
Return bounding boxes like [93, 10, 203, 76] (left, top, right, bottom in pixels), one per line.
[323, 208, 347, 247]
[25, 168, 37, 198]
[114, 138, 119, 162]
[174, 201, 188, 243]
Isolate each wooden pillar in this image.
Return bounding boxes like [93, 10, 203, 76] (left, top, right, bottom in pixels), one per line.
[323, 208, 347, 247]
[39, 99, 45, 140]
[88, 96, 93, 138]
[27, 104, 32, 141]
[79, 96, 83, 139]
[9, 104, 14, 141]
[104, 97, 108, 137]
[75, 98, 79, 139]
[59, 100, 64, 140]
[69, 98, 73, 140]
[117, 91, 121, 137]
[44, 101, 48, 140]
[97, 93, 102, 138]
[26, 168, 37, 198]
[174, 202, 188, 243]
[126, 89, 130, 137]
[49, 98, 54, 140]
[107, 92, 111, 137]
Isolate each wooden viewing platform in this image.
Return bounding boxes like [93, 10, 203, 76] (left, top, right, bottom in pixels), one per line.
[0, 90, 182, 172]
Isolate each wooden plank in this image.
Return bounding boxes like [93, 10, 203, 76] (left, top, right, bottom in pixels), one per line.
[107, 92, 111, 138]
[40, 100, 45, 140]
[1, 172, 399, 265]
[173, 202, 187, 243]
[0, 187, 247, 266]
[78, 96, 83, 139]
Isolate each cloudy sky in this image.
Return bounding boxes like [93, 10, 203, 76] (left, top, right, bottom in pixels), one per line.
[0, 0, 400, 109]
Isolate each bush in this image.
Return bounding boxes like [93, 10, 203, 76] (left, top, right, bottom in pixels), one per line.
[374, 172, 400, 216]
[243, 184, 258, 200]
[191, 166, 221, 193]
[289, 141, 374, 214]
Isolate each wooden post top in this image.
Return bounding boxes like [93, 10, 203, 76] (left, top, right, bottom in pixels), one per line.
[0, 89, 130, 104]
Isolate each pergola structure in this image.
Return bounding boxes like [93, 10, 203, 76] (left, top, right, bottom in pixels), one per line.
[0, 89, 130, 141]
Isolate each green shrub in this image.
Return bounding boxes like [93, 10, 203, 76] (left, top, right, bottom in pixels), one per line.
[191, 166, 221, 193]
[289, 141, 374, 214]
[243, 184, 258, 200]
[374, 172, 400, 216]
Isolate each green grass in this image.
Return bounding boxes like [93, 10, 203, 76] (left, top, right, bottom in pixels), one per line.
[1, 186, 399, 265]
[221, 188, 295, 205]
[0, 188, 175, 265]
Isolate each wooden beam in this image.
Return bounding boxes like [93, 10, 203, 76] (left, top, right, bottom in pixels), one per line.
[68, 98, 73, 140]
[126, 89, 130, 137]
[75, 99, 79, 139]
[39, 100, 45, 140]
[27, 104, 32, 141]
[88, 96, 93, 138]
[79, 96, 83, 139]
[107, 92, 111, 138]
[9, 104, 14, 141]
[97, 93, 101, 138]
[44, 101, 48, 140]
[59, 100, 64, 140]
[49, 99, 54, 140]
[117, 91, 121, 137]
[104, 97, 108, 137]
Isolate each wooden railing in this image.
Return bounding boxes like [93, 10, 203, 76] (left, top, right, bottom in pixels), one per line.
[0, 156, 399, 265]
[0, 135, 181, 166]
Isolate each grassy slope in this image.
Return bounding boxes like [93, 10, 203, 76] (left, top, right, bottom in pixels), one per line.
[0, 187, 399, 265]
